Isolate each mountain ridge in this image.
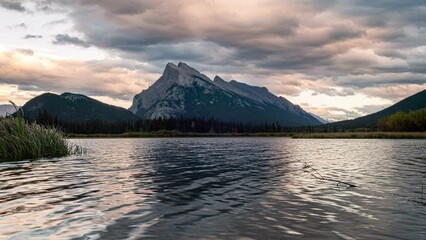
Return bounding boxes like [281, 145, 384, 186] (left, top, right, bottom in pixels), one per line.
[20, 92, 139, 122]
[130, 62, 322, 126]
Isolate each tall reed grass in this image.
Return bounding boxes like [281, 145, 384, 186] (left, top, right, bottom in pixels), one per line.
[0, 117, 74, 161]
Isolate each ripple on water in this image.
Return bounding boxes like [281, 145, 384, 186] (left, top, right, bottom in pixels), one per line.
[0, 138, 425, 239]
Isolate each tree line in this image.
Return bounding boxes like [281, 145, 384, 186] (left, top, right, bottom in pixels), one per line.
[32, 108, 426, 134]
[379, 109, 426, 132]
[34, 109, 317, 134]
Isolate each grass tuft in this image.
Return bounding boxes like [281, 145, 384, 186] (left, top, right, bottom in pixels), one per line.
[0, 117, 75, 162]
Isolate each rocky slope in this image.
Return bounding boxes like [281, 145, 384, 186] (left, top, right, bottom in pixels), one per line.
[130, 62, 322, 126]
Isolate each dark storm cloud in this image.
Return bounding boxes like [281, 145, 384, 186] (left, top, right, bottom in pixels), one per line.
[0, 1, 26, 12]
[53, 34, 90, 48]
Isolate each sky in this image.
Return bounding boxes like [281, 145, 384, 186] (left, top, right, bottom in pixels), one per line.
[0, 0, 425, 121]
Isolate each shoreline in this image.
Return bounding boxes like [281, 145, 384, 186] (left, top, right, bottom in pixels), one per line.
[67, 131, 426, 139]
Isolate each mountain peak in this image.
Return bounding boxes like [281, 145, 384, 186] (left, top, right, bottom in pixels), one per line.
[130, 62, 322, 126]
[165, 62, 178, 69]
[177, 62, 201, 75]
[161, 62, 211, 85]
[213, 75, 227, 83]
[163, 62, 180, 80]
[177, 62, 186, 67]
[163, 62, 209, 81]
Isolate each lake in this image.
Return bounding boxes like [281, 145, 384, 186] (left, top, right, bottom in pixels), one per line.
[0, 138, 425, 239]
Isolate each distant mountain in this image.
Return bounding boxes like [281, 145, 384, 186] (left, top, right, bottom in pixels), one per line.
[330, 89, 426, 129]
[20, 93, 139, 122]
[130, 62, 322, 126]
[309, 113, 331, 124]
[0, 104, 15, 117]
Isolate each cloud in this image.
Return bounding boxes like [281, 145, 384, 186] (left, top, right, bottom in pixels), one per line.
[24, 34, 42, 39]
[0, 1, 26, 12]
[7, 23, 27, 30]
[359, 84, 426, 101]
[18, 85, 40, 91]
[51, 1, 425, 79]
[14, 48, 34, 55]
[355, 104, 390, 115]
[42, 19, 68, 28]
[56, 1, 363, 66]
[20, 1, 426, 76]
[311, 87, 355, 97]
[1, 0, 426, 119]
[336, 72, 426, 89]
[53, 34, 90, 48]
[0, 49, 156, 105]
[58, 1, 305, 57]
[297, 104, 366, 122]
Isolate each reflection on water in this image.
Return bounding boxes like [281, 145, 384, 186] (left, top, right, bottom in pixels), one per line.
[0, 138, 425, 239]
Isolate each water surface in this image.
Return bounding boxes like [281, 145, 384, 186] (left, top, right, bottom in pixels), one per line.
[0, 138, 425, 239]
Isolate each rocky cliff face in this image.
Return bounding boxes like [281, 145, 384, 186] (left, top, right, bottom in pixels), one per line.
[130, 62, 322, 126]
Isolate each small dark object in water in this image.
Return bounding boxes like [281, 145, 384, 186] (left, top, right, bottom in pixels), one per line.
[304, 162, 357, 188]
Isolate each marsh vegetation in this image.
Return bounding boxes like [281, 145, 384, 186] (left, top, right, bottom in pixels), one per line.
[0, 117, 73, 162]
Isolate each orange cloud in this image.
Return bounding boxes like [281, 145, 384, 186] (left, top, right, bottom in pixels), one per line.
[0, 49, 157, 106]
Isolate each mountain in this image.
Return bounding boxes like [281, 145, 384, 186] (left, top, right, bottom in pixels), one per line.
[20, 93, 139, 122]
[309, 113, 331, 124]
[330, 89, 426, 129]
[130, 62, 322, 126]
[0, 104, 15, 117]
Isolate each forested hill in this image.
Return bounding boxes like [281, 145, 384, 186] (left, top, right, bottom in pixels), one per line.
[19, 92, 139, 122]
[328, 89, 426, 130]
